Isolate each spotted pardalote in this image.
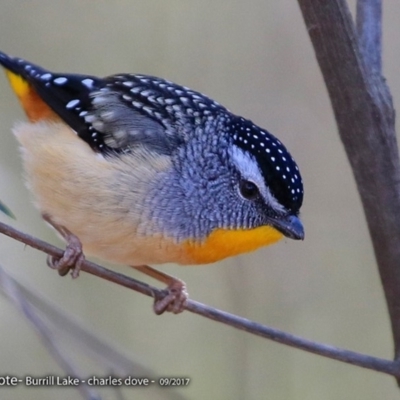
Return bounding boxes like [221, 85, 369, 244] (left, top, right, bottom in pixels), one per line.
[0, 51, 304, 313]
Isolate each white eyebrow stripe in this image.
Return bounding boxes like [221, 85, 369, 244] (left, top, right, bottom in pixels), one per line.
[230, 145, 264, 186]
[229, 145, 286, 213]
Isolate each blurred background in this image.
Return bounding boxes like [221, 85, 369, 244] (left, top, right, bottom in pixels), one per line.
[0, 1, 399, 399]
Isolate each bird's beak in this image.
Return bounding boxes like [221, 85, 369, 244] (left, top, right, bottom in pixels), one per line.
[269, 214, 304, 240]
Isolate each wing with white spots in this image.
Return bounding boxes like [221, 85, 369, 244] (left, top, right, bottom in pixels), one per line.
[0, 51, 109, 151]
[0, 51, 229, 154]
[82, 74, 228, 154]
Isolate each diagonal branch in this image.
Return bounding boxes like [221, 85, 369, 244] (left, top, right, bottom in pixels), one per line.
[1, 221, 400, 377]
[297, 0, 400, 372]
[0, 266, 188, 400]
[0, 262, 101, 400]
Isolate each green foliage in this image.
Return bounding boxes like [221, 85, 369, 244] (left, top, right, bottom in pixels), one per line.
[0, 200, 15, 219]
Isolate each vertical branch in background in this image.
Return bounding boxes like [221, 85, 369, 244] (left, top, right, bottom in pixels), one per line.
[297, 0, 400, 379]
[356, 0, 382, 72]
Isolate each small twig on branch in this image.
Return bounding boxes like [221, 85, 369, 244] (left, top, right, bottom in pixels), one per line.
[1, 221, 400, 378]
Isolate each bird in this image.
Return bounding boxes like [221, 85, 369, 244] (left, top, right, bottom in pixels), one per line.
[0, 50, 304, 314]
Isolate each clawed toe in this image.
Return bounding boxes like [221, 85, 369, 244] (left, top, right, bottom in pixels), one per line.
[42, 214, 84, 278]
[153, 279, 188, 315]
[46, 238, 85, 278]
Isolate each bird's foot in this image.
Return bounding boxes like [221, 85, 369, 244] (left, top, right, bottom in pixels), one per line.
[43, 213, 84, 278]
[47, 234, 84, 278]
[153, 278, 188, 315]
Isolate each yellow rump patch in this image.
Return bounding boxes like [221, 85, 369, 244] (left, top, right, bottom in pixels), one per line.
[6, 70, 30, 98]
[4, 70, 58, 122]
[183, 226, 283, 264]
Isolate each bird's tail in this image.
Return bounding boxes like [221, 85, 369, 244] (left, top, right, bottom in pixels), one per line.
[0, 51, 59, 122]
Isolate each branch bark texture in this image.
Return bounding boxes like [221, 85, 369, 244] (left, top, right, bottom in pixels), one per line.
[356, 0, 382, 72]
[297, 0, 400, 362]
[1, 221, 400, 378]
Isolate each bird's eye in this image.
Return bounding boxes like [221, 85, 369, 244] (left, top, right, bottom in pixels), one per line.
[239, 180, 259, 200]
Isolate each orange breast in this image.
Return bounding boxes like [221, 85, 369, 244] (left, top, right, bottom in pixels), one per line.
[182, 226, 283, 264]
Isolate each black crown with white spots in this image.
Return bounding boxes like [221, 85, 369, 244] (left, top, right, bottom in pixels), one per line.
[229, 116, 303, 214]
[0, 51, 303, 214]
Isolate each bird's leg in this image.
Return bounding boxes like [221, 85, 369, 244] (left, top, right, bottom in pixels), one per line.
[42, 213, 85, 279]
[42, 214, 187, 312]
[132, 265, 188, 315]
